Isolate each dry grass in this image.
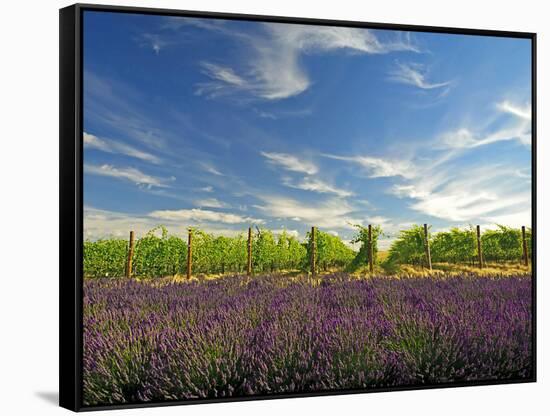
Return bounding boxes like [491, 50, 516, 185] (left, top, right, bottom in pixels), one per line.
[130, 261, 531, 285]
[386, 262, 531, 277]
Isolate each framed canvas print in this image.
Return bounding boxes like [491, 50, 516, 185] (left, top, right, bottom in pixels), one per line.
[59, 3, 536, 411]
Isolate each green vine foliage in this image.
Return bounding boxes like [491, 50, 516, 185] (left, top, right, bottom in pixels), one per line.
[83, 239, 128, 278]
[346, 224, 383, 272]
[431, 227, 477, 264]
[84, 226, 311, 278]
[83, 223, 531, 278]
[480, 225, 531, 263]
[386, 225, 428, 267]
[132, 226, 188, 277]
[385, 224, 531, 270]
[305, 229, 356, 272]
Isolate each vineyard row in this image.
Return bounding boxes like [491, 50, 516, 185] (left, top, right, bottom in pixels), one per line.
[83, 224, 532, 278]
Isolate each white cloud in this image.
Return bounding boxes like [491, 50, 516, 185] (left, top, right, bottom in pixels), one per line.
[85, 207, 309, 241]
[253, 195, 361, 230]
[410, 190, 528, 223]
[391, 184, 430, 199]
[482, 209, 532, 228]
[382, 97, 532, 228]
[196, 23, 417, 100]
[253, 107, 313, 120]
[194, 198, 229, 208]
[515, 168, 531, 179]
[201, 62, 246, 86]
[84, 206, 258, 240]
[261, 151, 318, 175]
[440, 124, 531, 149]
[200, 186, 214, 192]
[439, 100, 532, 150]
[497, 100, 531, 121]
[323, 153, 415, 179]
[162, 16, 240, 37]
[200, 162, 224, 176]
[83, 132, 161, 164]
[149, 208, 264, 224]
[366, 216, 391, 225]
[84, 164, 172, 188]
[84, 206, 161, 240]
[269, 24, 413, 54]
[140, 33, 168, 55]
[439, 128, 477, 149]
[281, 176, 354, 197]
[270, 228, 300, 238]
[388, 62, 452, 90]
[390, 164, 531, 223]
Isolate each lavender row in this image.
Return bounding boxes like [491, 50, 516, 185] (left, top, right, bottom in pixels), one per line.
[83, 273, 532, 405]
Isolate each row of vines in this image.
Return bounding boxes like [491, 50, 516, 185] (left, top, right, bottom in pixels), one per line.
[385, 225, 532, 270]
[83, 226, 356, 278]
[83, 224, 531, 278]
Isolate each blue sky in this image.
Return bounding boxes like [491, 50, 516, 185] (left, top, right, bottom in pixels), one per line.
[83, 11, 532, 248]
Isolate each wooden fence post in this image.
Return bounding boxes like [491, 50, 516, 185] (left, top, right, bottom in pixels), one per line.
[476, 225, 483, 269]
[247, 227, 253, 276]
[125, 231, 135, 278]
[424, 224, 432, 271]
[310, 226, 316, 276]
[368, 224, 374, 273]
[522, 226, 529, 267]
[187, 228, 193, 279]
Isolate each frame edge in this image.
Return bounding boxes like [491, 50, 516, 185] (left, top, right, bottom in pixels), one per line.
[60, 4, 83, 412]
[530, 32, 537, 382]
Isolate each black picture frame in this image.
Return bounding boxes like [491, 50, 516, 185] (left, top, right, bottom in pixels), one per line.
[60, 3, 537, 412]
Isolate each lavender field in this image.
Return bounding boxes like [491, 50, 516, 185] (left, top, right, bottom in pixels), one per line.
[83, 273, 532, 406]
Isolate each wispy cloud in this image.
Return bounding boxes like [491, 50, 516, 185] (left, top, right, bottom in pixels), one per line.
[497, 100, 531, 121]
[196, 62, 248, 97]
[515, 168, 531, 179]
[194, 198, 230, 209]
[84, 206, 161, 240]
[83, 132, 161, 164]
[84, 206, 260, 240]
[162, 16, 233, 34]
[139, 33, 168, 55]
[199, 162, 224, 176]
[483, 209, 531, 228]
[253, 107, 313, 120]
[84, 72, 169, 151]
[440, 125, 530, 149]
[85, 71, 231, 163]
[253, 195, 362, 229]
[378, 97, 533, 225]
[439, 100, 531, 149]
[149, 208, 264, 224]
[388, 62, 452, 90]
[323, 153, 415, 179]
[390, 163, 530, 223]
[281, 176, 354, 197]
[84, 164, 173, 188]
[261, 151, 318, 175]
[196, 23, 418, 100]
[367, 216, 391, 225]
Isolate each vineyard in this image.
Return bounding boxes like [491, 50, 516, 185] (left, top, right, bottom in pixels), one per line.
[83, 224, 532, 278]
